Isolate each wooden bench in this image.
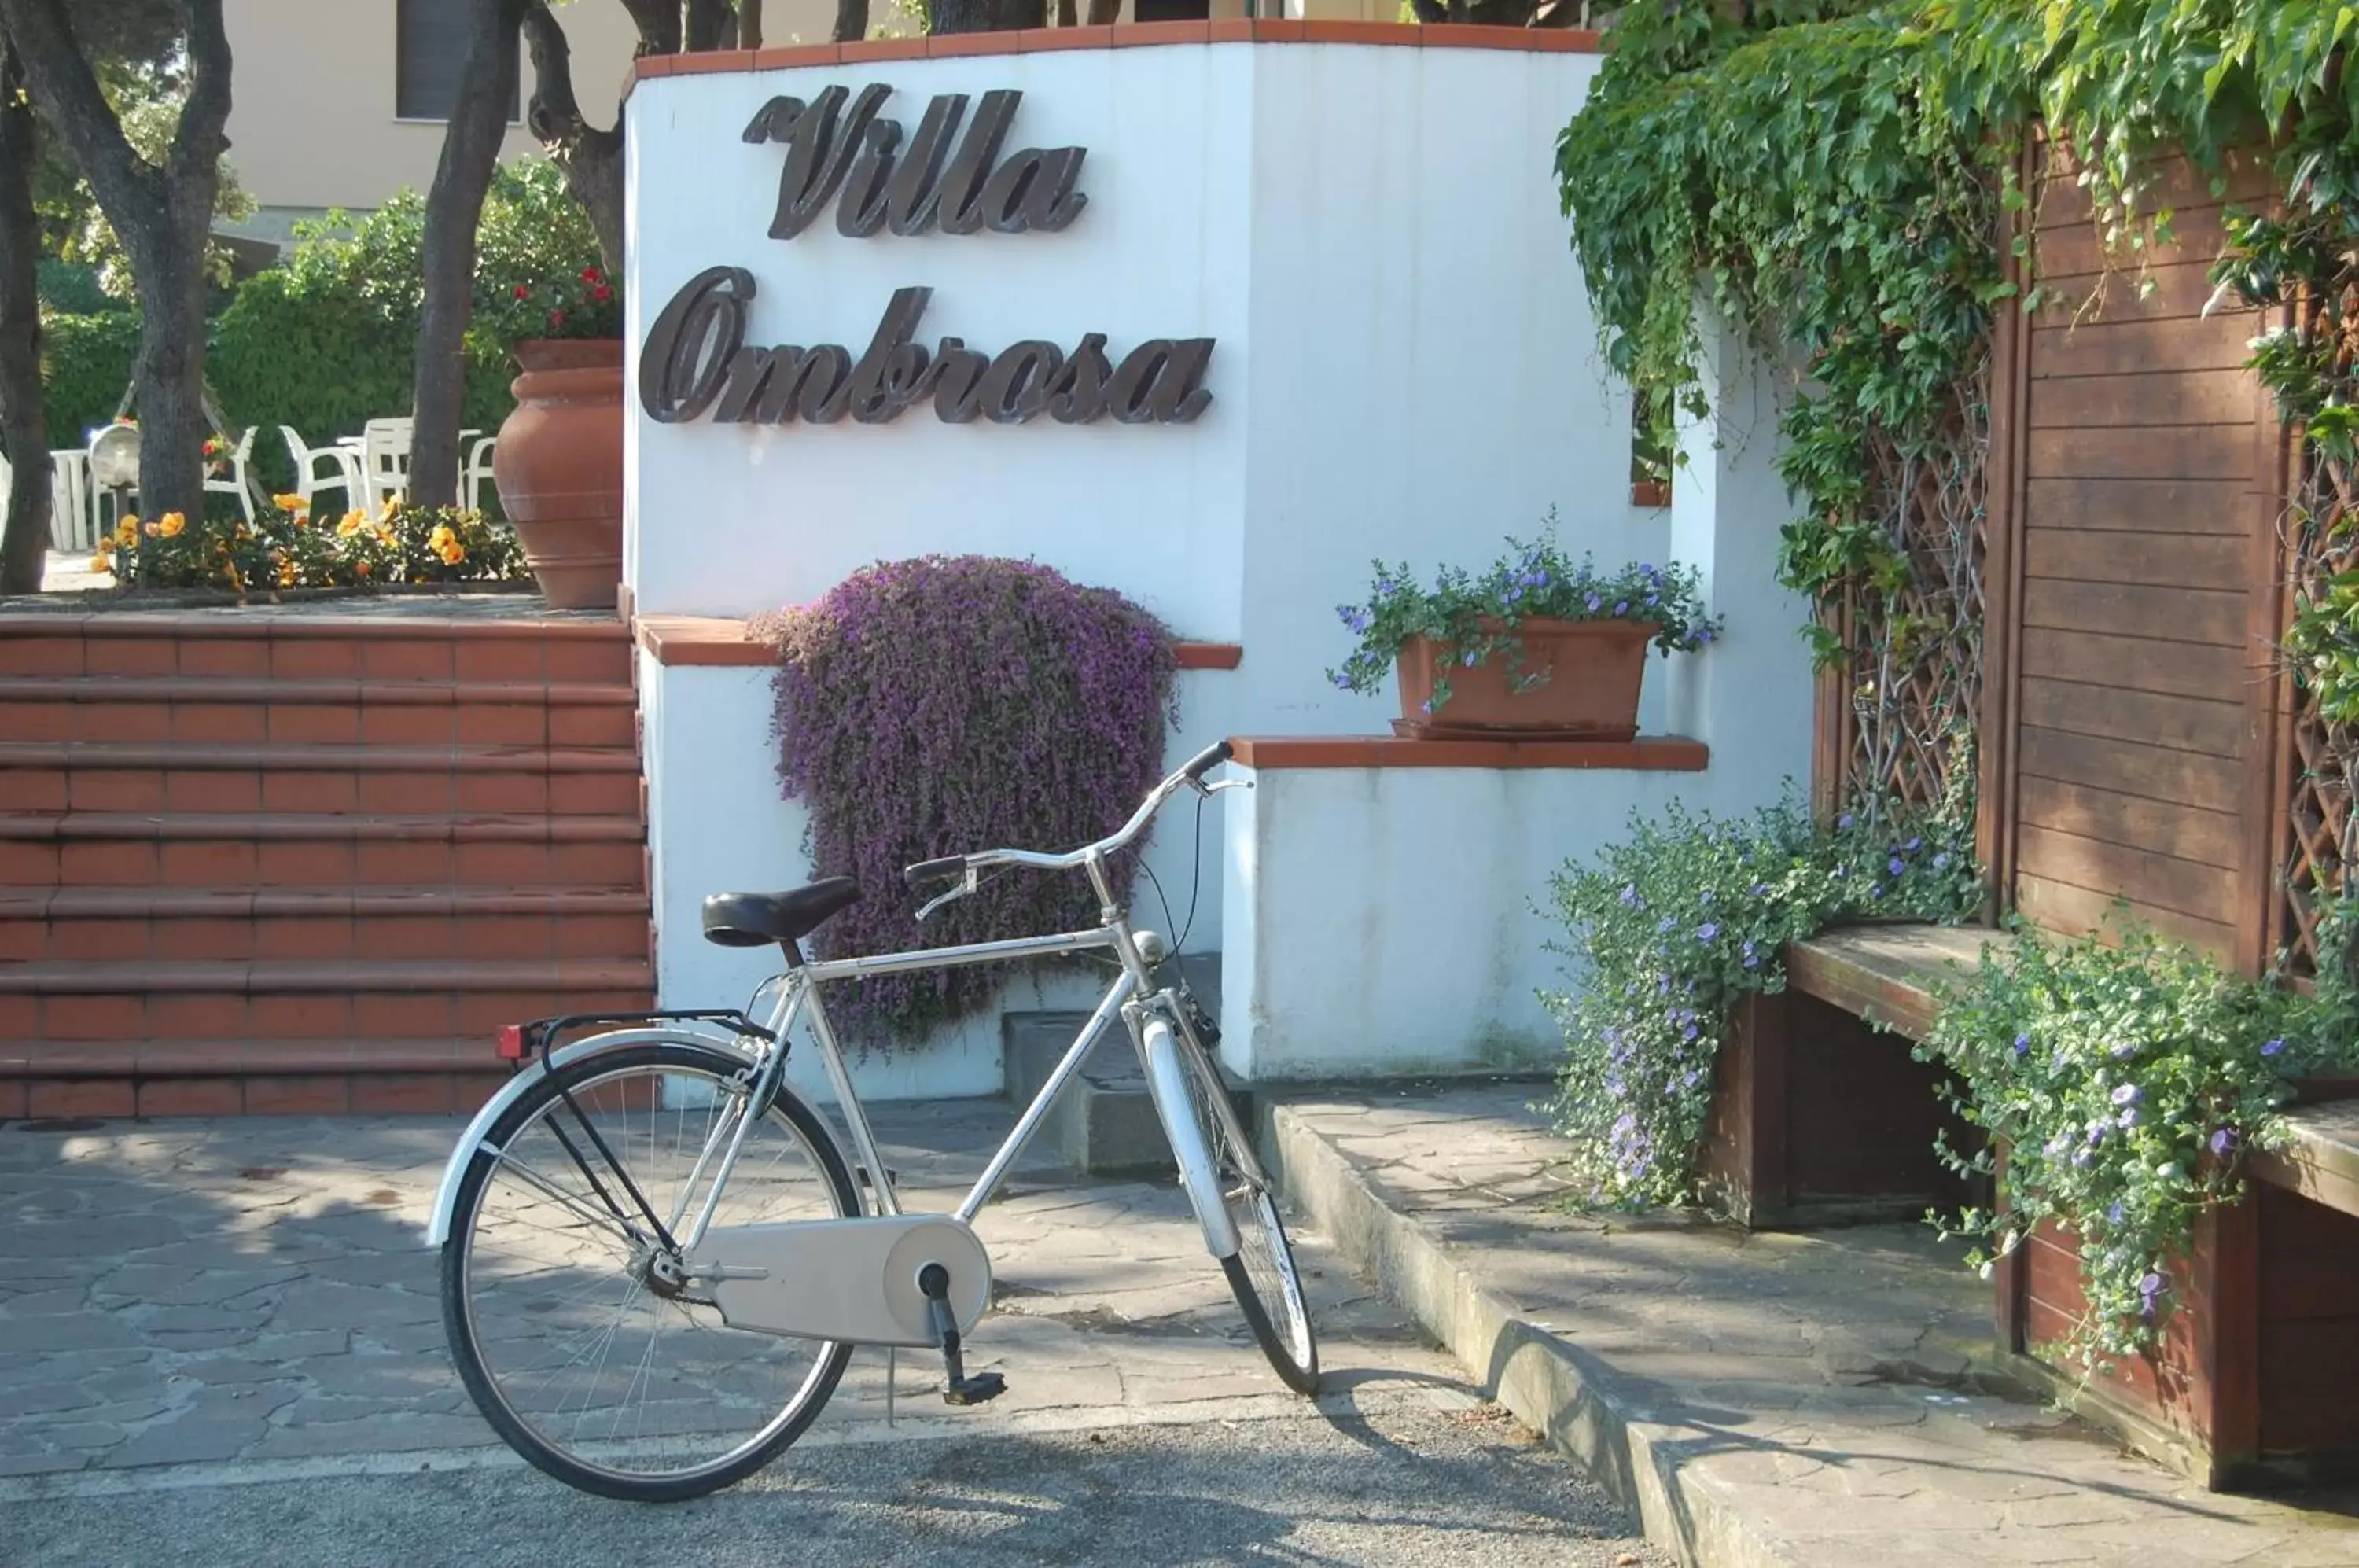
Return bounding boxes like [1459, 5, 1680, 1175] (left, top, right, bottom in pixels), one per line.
[1706, 921, 2359, 1488]
[1699, 922, 1997, 1228]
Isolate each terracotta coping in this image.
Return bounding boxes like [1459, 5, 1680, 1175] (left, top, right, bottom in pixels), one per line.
[634, 21, 1602, 83]
[636, 612, 1242, 670]
[1227, 735, 1706, 771]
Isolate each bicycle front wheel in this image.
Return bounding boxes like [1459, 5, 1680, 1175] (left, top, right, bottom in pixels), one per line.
[1165, 1025, 1320, 1394]
[440, 1040, 859, 1501]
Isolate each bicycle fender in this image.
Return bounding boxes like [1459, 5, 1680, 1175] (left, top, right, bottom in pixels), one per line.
[1138, 1017, 1242, 1260]
[421, 1026, 764, 1247]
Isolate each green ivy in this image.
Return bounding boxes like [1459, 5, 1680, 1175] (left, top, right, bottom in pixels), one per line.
[1919, 907, 2359, 1369]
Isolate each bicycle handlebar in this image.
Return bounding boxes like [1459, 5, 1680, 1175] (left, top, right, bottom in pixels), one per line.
[901, 739, 1236, 891]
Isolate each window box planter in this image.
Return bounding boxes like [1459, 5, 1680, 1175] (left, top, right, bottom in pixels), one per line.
[1393, 617, 1654, 742]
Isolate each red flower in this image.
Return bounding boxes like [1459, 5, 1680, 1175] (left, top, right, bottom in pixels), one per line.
[591, 284, 613, 303]
[512, 284, 530, 300]
[547, 309, 567, 329]
[581, 266, 602, 285]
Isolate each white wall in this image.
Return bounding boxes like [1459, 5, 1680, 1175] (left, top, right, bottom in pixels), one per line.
[1220, 764, 1698, 1080]
[625, 44, 1800, 1089]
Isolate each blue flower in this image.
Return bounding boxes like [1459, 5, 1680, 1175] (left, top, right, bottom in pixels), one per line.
[1331, 672, 1354, 690]
[2013, 1033, 2030, 1056]
[1905, 837, 1923, 852]
[2261, 1038, 2285, 1058]
[2139, 1271, 2167, 1317]
[2110, 1083, 2140, 1106]
[1658, 916, 1676, 933]
[1750, 882, 1769, 896]
[2209, 1128, 2235, 1157]
[2118, 1106, 2138, 1128]
[1837, 812, 1853, 830]
[1619, 883, 1642, 907]
[1933, 852, 1951, 870]
[1419, 698, 1436, 715]
[1586, 594, 1603, 613]
[1696, 922, 1719, 941]
[1614, 601, 1629, 617]
[1462, 650, 1481, 668]
[1888, 856, 1906, 876]
[1683, 1022, 1700, 1041]
[2107, 1202, 2124, 1224]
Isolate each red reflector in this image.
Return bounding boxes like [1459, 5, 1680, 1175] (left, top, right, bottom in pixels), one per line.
[496, 1025, 526, 1061]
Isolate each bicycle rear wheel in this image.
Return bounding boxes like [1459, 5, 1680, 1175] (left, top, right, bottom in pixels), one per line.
[440, 1040, 858, 1501]
[1163, 1022, 1319, 1393]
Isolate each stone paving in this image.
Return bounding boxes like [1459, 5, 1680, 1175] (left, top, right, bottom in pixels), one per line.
[0, 1098, 1452, 1479]
[1271, 1084, 2359, 1568]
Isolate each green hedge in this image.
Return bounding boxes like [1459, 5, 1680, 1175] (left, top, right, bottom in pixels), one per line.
[42, 311, 141, 450]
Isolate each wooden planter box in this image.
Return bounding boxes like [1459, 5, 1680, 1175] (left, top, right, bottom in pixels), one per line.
[1995, 1098, 2359, 1489]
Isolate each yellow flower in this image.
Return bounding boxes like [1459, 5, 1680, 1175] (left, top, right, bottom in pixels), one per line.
[337, 510, 365, 538]
[158, 512, 186, 539]
[143, 521, 160, 538]
[371, 523, 395, 546]
[438, 540, 466, 566]
[380, 495, 399, 521]
[115, 517, 138, 547]
[273, 493, 307, 513]
[88, 550, 112, 576]
[278, 558, 298, 587]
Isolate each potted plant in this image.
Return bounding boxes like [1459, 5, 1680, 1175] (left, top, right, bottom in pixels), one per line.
[479, 259, 624, 611]
[1327, 518, 1720, 740]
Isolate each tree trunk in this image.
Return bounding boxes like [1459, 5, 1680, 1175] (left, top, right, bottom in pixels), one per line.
[929, 0, 1042, 33]
[412, 0, 527, 511]
[831, 0, 868, 43]
[0, 0, 230, 528]
[740, 0, 763, 49]
[0, 40, 52, 595]
[1083, 0, 1115, 23]
[523, 2, 627, 278]
[683, 0, 732, 50]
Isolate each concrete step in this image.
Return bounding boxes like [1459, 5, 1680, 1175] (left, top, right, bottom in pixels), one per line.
[1002, 951, 1230, 1177]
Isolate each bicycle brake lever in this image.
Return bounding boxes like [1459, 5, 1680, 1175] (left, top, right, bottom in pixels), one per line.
[915, 872, 977, 922]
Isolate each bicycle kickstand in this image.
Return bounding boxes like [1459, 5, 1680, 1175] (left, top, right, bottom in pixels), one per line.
[918, 1263, 1006, 1407]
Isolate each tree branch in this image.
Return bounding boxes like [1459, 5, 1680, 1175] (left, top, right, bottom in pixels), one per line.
[167, 0, 232, 190]
[0, 0, 153, 221]
[522, 0, 587, 143]
[617, 0, 680, 53]
[522, 0, 624, 275]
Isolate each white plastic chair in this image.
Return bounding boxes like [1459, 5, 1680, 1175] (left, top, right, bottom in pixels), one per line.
[279, 426, 362, 515]
[353, 418, 414, 513]
[47, 448, 95, 553]
[203, 426, 258, 522]
[459, 431, 496, 513]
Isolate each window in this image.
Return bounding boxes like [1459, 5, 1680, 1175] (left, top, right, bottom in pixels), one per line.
[396, 0, 521, 123]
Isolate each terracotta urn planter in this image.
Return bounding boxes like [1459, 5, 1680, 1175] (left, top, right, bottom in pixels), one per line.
[492, 338, 624, 612]
[1393, 617, 1657, 741]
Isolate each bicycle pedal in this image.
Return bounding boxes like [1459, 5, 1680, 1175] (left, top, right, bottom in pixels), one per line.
[943, 1373, 1007, 1407]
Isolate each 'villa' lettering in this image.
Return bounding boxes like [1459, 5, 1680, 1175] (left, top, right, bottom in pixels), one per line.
[743, 85, 1088, 241]
[639, 267, 1213, 428]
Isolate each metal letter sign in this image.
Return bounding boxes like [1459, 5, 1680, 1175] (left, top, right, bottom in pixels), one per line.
[639, 84, 1214, 429]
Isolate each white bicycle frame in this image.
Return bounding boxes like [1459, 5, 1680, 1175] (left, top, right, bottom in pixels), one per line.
[426, 750, 1260, 1272]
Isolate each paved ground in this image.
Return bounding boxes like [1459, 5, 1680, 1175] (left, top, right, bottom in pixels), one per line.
[1272, 1085, 2359, 1568]
[0, 1098, 1663, 1566]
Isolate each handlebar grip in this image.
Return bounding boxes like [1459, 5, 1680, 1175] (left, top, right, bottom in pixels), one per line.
[1182, 738, 1233, 782]
[904, 856, 967, 889]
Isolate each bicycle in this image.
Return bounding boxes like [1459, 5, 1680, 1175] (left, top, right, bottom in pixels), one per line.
[424, 739, 1318, 1501]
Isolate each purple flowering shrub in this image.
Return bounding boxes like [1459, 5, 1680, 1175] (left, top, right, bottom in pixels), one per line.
[1918, 911, 2359, 1367]
[760, 556, 1178, 1046]
[1325, 512, 1720, 716]
[1544, 790, 1978, 1211]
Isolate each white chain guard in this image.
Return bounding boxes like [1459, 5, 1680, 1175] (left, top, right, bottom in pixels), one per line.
[701, 1213, 992, 1348]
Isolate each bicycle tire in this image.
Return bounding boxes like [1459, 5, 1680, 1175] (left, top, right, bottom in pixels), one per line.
[440, 1039, 859, 1501]
[1166, 1025, 1320, 1393]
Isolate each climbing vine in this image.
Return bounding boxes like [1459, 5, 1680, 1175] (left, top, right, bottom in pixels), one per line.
[1553, 0, 2359, 1355]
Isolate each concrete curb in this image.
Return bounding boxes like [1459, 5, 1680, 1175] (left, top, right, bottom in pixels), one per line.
[1264, 1101, 1789, 1568]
